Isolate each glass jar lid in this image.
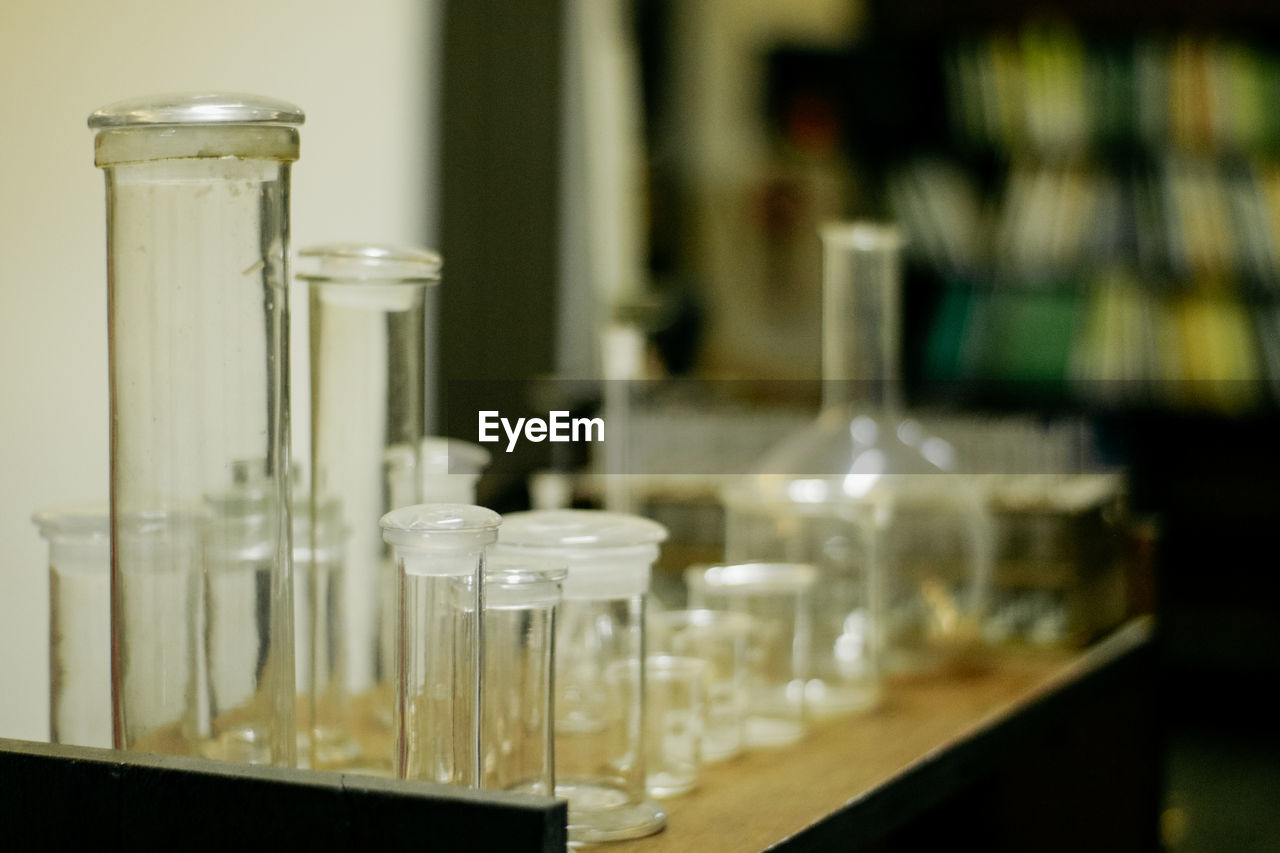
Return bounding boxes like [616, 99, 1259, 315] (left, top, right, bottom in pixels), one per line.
[31, 503, 109, 540]
[498, 509, 667, 550]
[88, 92, 305, 129]
[297, 243, 442, 284]
[381, 503, 500, 537]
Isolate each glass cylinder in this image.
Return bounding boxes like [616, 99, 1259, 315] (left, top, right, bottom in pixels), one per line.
[381, 503, 499, 787]
[420, 436, 491, 504]
[480, 554, 566, 796]
[686, 563, 816, 749]
[723, 222, 992, 709]
[647, 608, 751, 762]
[91, 93, 302, 764]
[33, 504, 111, 748]
[298, 243, 441, 772]
[494, 510, 669, 844]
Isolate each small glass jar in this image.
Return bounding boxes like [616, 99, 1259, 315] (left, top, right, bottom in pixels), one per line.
[641, 654, 708, 798]
[494, 510, 669, 844]
[686, 563, 817, 749]
[33, 504, 111, 748]
[647, 608, 751, 762]
[480, 554, 567, 796]
[381, 503, 500, 787]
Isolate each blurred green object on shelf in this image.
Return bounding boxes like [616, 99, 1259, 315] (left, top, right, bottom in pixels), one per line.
[929, 283, 1080, 393]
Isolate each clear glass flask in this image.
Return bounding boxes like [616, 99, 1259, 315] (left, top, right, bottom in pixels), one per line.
[297, 243, 441, 772]
[723, 223, 992, 706]
[34, 504, 111, 748]
[495, 510, 669, 844]
[90, 93, 302, 763]
[381, 503, 500, 787]
[480, 554, 567, 795]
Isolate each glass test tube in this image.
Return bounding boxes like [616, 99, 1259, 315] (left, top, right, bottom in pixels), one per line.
[91, 93, 302, 763]
[381, 504, 499, 787]
[495, 510, 669, 844]
[480, 554, 566, 796]
[298, 243, 441, 772]
[686, 563, 816, 749]
[34, 504, 111, 748]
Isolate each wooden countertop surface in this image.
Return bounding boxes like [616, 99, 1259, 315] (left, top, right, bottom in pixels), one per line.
[592, 617, 1154, 852]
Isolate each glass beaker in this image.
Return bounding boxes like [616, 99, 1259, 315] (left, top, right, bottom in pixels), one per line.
[480, 554, 567, 796]
[33, 504, 111, 748]
[298, 243, 441, 772]
[647, 608, 751, 762]
[494, 510, 669, 844]
[723, 222, 992, 706]
[91, 93, 302, 763]
[685, 563, 816, 748]
[381, 503, 500, 787]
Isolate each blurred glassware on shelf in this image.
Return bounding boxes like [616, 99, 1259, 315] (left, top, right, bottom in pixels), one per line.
[91, 92, 303, 764]
[685, 563, 815, 748]
[420, 436, 490, 504]
[647, 608, 751, 762]
[637, 654, 708, 799]
[297, 243, 441, 772]
[34, 503, 111, 749]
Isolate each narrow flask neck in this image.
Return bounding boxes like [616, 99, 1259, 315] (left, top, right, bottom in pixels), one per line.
[819, 224, 904, 415]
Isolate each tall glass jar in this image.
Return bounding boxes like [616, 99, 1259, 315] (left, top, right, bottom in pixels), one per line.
[90, 93, 303, 763]
[723, 223, 993, 713]
[297, 244, 441, 772]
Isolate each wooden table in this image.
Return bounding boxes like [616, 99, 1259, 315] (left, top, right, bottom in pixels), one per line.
[1, 618, 1157, 851]
[597, 617, 1159, 852]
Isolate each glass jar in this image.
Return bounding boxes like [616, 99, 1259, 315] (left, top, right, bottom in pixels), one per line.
[33, 504, 111, 748]
[480, 553, 567, 795]
[494, 510, 669, 844]
[685, 563, 816, 748]
[90, 93, 303, 763]
[381, 503, 500, 787]
[298, 243, 442, 772]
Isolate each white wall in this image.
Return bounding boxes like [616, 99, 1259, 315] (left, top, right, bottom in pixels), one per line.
[0, 0, 438, 740]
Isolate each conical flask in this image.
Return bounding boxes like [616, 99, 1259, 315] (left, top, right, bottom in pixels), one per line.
[723, 223, 992, 718]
